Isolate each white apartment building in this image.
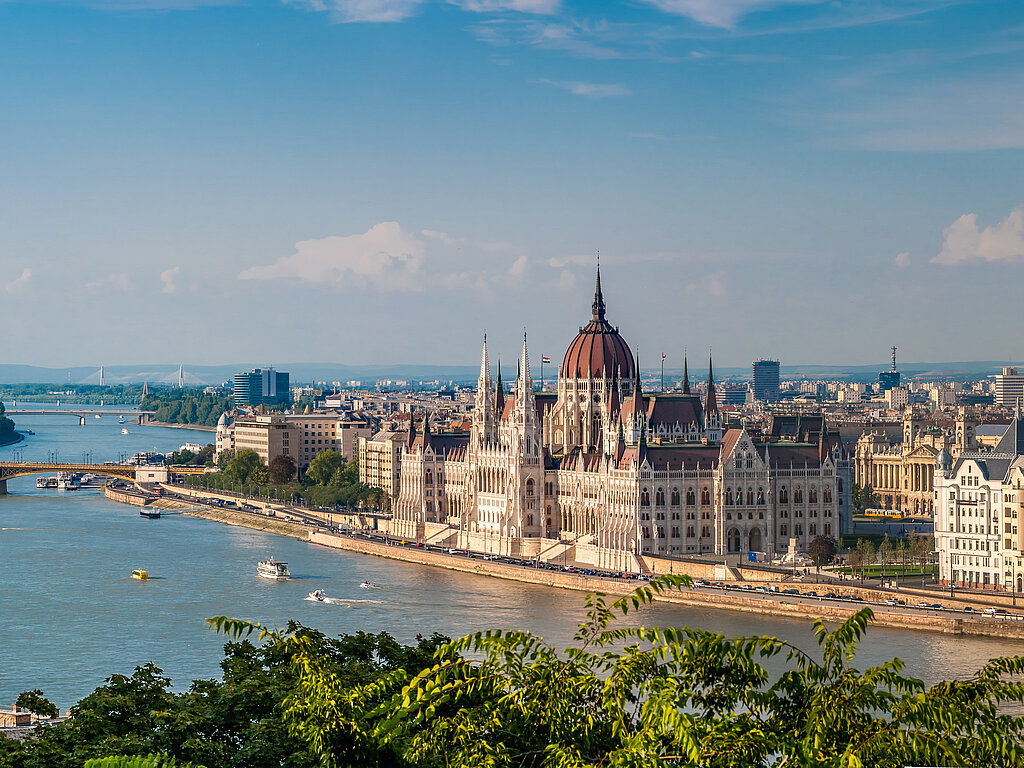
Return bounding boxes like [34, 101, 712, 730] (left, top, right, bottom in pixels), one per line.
[995, 367, 1024, 407]
[935, 417, 1024, 592]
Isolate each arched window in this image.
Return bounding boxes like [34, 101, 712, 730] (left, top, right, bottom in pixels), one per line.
[809, 489, 818, 503]
[526, 478, 535, 497]
[671, 488, 680, 506]
[757, 488, 765, 505]
[794, 488, 803, 503]
[701, 488, 711, 505]
[687, 487, 696, 505]
[527, 514, 534, 527]
[824, 488, 832, 503]
[747, 489, 754, 506]
[725, 488, 733, 505]
[641, 489, 650, 507]
[780, 524, 788, 536]
[780, 486, 788, 503]
[656, 489, 666, 507]
[425, 469, 433, 485]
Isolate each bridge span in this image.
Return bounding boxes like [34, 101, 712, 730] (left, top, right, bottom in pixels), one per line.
[0, 462, 209, 494]
[7, 410, 157, 426]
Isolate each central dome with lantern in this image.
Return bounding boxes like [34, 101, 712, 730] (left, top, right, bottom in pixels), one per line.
[561, 266, 635, 381]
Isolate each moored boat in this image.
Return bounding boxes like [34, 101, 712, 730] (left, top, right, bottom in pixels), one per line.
[140, 509, 161, 519]
[257, 559, 290, 580]
[36, 478, 47, 489]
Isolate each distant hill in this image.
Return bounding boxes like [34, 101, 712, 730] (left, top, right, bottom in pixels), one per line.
[0, 360, 1015, 387]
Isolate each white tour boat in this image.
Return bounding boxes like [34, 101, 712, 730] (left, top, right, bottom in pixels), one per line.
[308, 589, 327, 602]
[257, 559, 290, 580]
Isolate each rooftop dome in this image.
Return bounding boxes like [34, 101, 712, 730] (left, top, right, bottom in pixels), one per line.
[561, 265, 635, 381]
[936, 448, 952, 471]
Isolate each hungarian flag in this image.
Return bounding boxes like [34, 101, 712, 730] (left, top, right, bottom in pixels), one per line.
[541, 356, 551, 363]
[661, 354, 667, 360]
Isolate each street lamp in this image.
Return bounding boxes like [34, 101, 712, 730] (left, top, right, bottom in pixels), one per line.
[1006, 569, 1017, 607]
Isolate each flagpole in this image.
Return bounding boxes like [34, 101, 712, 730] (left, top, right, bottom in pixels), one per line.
[541, 358, 544, 391]
[661, 355, 665, 392]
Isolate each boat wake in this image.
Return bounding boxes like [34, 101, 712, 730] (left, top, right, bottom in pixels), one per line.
[304, 596, 384, 606]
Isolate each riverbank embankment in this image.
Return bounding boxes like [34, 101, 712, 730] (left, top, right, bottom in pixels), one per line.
[102, 488, 1024, 641]
[306, 531, 1024, 640]
[142, 420, 215, 433]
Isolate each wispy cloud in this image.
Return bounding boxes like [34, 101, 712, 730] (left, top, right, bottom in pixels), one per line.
[239, 221, 533, 293]
[86, 273, 134, 293]
[539, 78, 630, 97]
[895, 252, 910, 268]
[450, 0, 559, 13]
[639, 0, 826, 30]
[285, 0, 427, 23]
[933, 206, 1024, 266]
[4, 267, 32, 294]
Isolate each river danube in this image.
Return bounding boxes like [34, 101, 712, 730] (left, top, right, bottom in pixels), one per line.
[1, 411, 1021, 708]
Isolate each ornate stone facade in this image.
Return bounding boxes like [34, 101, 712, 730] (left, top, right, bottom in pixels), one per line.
[390, 269, 847, 571]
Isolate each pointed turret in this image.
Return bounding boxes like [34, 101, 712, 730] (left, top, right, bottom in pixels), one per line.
[495, 361, 505, 413]
[622, 358, 644, 421]
[479, 333, 492, 390]
[682, 351, 690, 394]
[406, 412, 417, 450]
[421, 411, 432, 451]
[608, 368, 621, 415]
[704, 352, 718, 415]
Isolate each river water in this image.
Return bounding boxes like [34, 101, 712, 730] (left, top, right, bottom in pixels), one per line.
[0, 410, 1021, 709]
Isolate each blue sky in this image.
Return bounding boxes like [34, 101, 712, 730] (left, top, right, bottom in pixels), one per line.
[1, 0, 1023, 372]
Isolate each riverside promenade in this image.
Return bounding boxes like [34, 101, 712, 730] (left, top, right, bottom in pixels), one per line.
[123, 482, 1024, 641]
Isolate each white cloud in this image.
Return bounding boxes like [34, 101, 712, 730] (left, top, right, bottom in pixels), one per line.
[450, 0, 559, 12]
[240, 221, 425, 290]
[933, 206, 1024, 266]
[639, 0, 824, 29]
[556, 269, 576, 291]
[86, 273, 134, 293]
[4, 267, 32, 294]
[539, 78, 631, 98]
[895, 252, 910, 268]
[160, 266, 181, 294]
[286, 0, 427, 23]
[239, 221, 533, 293]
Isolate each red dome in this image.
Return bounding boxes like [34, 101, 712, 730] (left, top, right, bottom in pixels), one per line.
[560, 267, 634, 380]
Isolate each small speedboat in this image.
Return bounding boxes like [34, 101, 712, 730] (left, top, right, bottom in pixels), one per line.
[36, 478, 47, 489]
[359, 581, 373, 589]
[132, 569, 149, 580]
[308, 589, 327, 602]
[121, 428, 130, 435]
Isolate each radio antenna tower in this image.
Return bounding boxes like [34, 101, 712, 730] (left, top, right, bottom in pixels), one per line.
[891, 345, 898, 372]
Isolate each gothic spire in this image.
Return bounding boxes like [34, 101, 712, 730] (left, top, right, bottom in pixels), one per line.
[422, 410, 432, 450]
[406, 411, 417, 450]
[478, 333, 492, 391]
[682, 350, 690, 394]
[705, 351, 718, 414]
[495, 361, 505, 413]
[591, 257, 606, 322]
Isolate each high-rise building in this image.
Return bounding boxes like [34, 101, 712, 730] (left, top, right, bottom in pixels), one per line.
[995, 367, 1024, 406]
[232, 368, 291, 407]
[879, 345, 901, 392]
[752, 359, 780, 401]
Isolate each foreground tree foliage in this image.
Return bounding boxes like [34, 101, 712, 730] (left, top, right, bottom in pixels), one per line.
[211, 576, 1024, 768]
[0, 627, 447, 768]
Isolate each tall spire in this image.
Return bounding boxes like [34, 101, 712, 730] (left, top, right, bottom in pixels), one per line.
[519, 331, 533, 391]
[591, 255, 606, 322]
[682, 350, 690, 394]
[421, 411, 432, 450]
[478, 333, 492, 389]
[705, 351, 718, 414]
[406, 412, 417, 450]
[495, 361, 505, 413]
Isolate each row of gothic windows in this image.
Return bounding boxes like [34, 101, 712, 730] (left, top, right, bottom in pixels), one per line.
[641, 488, 710, 507]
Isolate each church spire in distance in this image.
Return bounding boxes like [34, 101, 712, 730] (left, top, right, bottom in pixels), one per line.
[682, 349, 690, 394]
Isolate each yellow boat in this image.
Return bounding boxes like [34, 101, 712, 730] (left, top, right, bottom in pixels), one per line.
[132, 569, 149, 580]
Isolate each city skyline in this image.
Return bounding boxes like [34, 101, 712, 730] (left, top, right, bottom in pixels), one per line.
[1, 0, 1023, 368]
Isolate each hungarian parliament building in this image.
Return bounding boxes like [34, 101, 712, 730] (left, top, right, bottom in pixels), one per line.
[392, 269, 851, 572]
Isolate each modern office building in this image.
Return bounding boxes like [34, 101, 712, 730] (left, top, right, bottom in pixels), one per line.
[995, 367, 1024, 407]
[232, 368, 290, 407]
[752, 359, 780, 402]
